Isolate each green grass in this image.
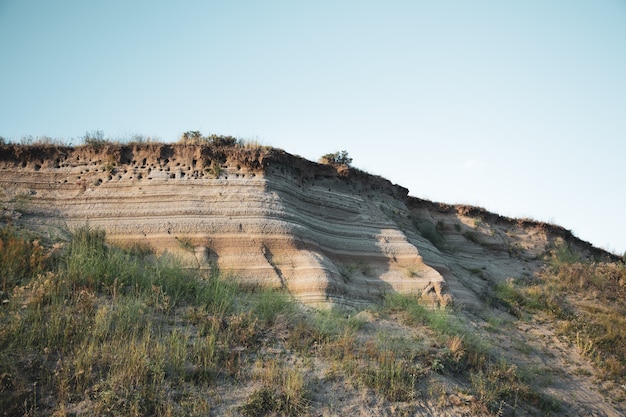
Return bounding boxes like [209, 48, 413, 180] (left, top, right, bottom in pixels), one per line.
[0, 225, 578, 415]
[0, 226, 293, 415]
[380, 291, 559, 414]
[242, 359, 310, 417]
[252, 288, 296, 326]
[0, 227, 49, 291]
[494, 252, 626, 384]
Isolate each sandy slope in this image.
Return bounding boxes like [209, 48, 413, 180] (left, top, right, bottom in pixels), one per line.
[1, 143, 623, 415]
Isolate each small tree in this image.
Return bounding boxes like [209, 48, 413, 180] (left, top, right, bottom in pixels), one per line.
[319, 150, 352, 167]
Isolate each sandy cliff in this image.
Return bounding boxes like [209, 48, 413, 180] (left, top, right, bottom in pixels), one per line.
[0, 143, 613, 307]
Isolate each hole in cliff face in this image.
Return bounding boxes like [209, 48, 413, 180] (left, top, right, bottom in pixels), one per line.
[21, 161, 27, 168]
[120, 149, 133, 164]
[141, 158, 147, 166]
[170, 174, 175, 179]
[34, 164, 41, 171]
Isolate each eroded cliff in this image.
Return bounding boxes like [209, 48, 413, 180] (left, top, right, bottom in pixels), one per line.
[0, 143, 613, 308]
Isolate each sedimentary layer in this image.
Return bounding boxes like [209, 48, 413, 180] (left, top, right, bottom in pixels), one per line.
[0, 143, 447, 307]
[2, 143, 614, 307]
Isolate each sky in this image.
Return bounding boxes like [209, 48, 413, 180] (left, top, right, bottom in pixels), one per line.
[1, 1, 625, 255]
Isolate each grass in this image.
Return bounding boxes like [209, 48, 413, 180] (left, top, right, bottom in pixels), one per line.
[495, 243, 626, 384]
[381, 291, 560, 414]
[0, 226, 287, 415]
[0, 225, 578, 415]
[242, 359, 310, 416]
[1, 130, 269, 149]
[0, 227, 49, 291]
[300, 308, 423, 402]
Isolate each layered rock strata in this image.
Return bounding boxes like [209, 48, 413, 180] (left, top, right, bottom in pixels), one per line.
[1, 143, 613, 308]
[0, 144, 446, 307]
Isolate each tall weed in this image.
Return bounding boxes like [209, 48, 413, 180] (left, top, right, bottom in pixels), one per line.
[0, 228, 49, 290]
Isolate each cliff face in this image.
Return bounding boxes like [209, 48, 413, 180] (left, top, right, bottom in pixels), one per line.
[0, 143, 613, 307]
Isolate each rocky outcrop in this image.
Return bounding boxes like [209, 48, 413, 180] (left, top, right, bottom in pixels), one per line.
[0, 143, 443, 307]
[0, 143, 613, 308]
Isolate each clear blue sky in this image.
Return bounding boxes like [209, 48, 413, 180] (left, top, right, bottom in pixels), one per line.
[1, 1, 625, 255]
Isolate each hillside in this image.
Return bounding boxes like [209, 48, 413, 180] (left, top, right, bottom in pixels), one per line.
[0, 141, 624, 416]
[0, 142, 614, 306]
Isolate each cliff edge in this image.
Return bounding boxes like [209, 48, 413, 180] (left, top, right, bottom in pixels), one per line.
[0, 143, 614, 308]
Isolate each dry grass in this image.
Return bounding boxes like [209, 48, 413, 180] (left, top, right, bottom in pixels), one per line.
[497, 243, 626, 384]
[0, 226, 586, 416]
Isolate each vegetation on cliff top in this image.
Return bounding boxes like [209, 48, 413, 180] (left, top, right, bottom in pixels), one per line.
[0, 130, 268, 150]
[318, 150, 353, 167]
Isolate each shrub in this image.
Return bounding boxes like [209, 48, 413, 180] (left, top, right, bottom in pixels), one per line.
[179, 131, 238, 147]
[319, 150, 352, 167]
